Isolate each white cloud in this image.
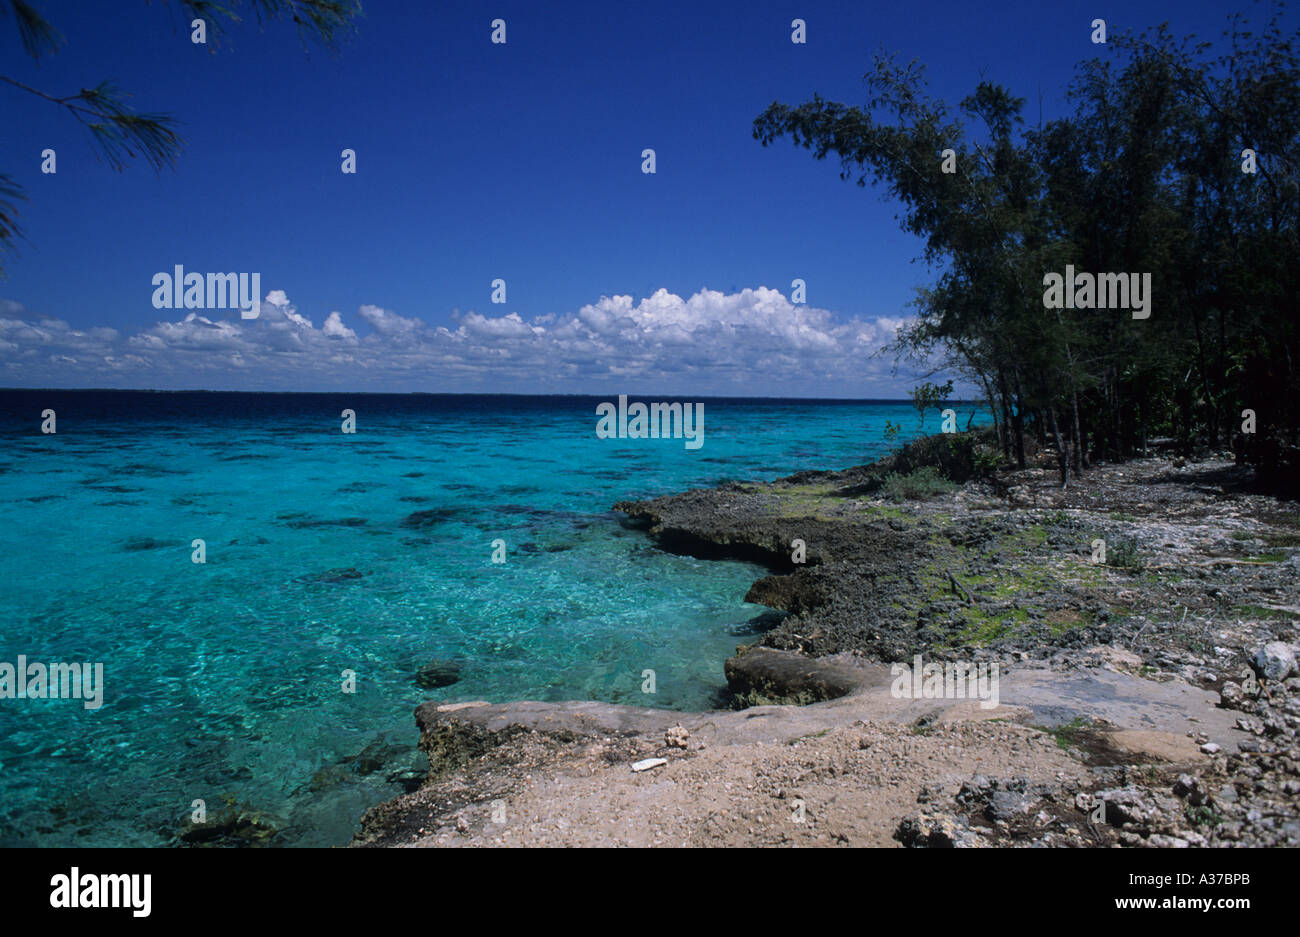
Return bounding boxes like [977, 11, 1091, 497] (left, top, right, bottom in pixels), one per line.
[0, 287, 938, 395]
[322, 311, 357, 341]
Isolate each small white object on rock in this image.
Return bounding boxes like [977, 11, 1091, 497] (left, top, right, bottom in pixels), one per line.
[1200, 742, 1221, 755]
[631, 757, 668, 773]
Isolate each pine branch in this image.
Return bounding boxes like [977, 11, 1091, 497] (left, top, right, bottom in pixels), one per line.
[0, 172, 26, 275]
[0, 77, 184, 173]
[6, 0, 62, 60]
[180, 0, 362, 50]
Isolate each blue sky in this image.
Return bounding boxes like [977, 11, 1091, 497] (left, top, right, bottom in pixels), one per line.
[0, 0, 1278, 395]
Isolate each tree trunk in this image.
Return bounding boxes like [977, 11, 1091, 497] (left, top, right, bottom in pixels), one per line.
[997, 370, 1014, 461]
[1049, 406, 1070, 488]
[1071, 388, 1087, 473]
[976, 369, 1001, 451]
[1012, 399, 1026, 469]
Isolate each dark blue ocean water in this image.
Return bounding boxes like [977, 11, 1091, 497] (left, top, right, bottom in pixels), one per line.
[0, 390, 982, 846]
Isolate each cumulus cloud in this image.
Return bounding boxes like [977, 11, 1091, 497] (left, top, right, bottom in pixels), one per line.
[322, 311, 357, 341]
[0, 287, 933, 395]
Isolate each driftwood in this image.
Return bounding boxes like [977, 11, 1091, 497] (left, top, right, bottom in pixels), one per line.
[948, 572, 975, 605]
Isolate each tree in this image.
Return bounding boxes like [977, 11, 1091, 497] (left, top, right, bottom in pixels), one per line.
[909, 379, 953, 427]
[754, 4, 1299, 487]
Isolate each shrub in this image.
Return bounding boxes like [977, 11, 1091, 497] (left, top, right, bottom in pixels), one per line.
[1106, 538, 1144, 572]
[972, 444, 1003, 476]
[881, 466, 958, 501]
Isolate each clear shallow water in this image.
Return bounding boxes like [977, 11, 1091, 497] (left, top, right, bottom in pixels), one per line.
[0, 391, 982, 847]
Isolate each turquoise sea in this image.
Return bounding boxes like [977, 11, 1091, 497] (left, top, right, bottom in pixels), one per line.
[0, 391, 981, 847]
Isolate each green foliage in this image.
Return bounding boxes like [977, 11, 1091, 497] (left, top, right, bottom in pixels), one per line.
[1106, 538, 1144, 572]
[909, 379, 954, 426]
[1234, 604, 1300, 620]
[0, 173, 23, 268]
[881, 465, 958, 501]
[68, 82, 184, 173]
[6, 0, 62, 59]
[181, 1, 362, 50]
[1039, 717, 1091, 750]
[1244, 550, 1288, 563]
[755, 6, 1300, 479]
[972, 443, 1003, 475]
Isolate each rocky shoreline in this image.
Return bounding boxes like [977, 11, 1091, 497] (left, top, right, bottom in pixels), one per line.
[353, 432, 1300, 847]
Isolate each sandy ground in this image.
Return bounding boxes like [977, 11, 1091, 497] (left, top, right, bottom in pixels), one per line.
[367, 719, 1080, 847]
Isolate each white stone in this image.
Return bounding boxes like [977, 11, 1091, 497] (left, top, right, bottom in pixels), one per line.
[1251, 642, 1297, 681]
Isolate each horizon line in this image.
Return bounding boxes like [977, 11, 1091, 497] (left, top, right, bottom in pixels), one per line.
[0, 387, 990, 404]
